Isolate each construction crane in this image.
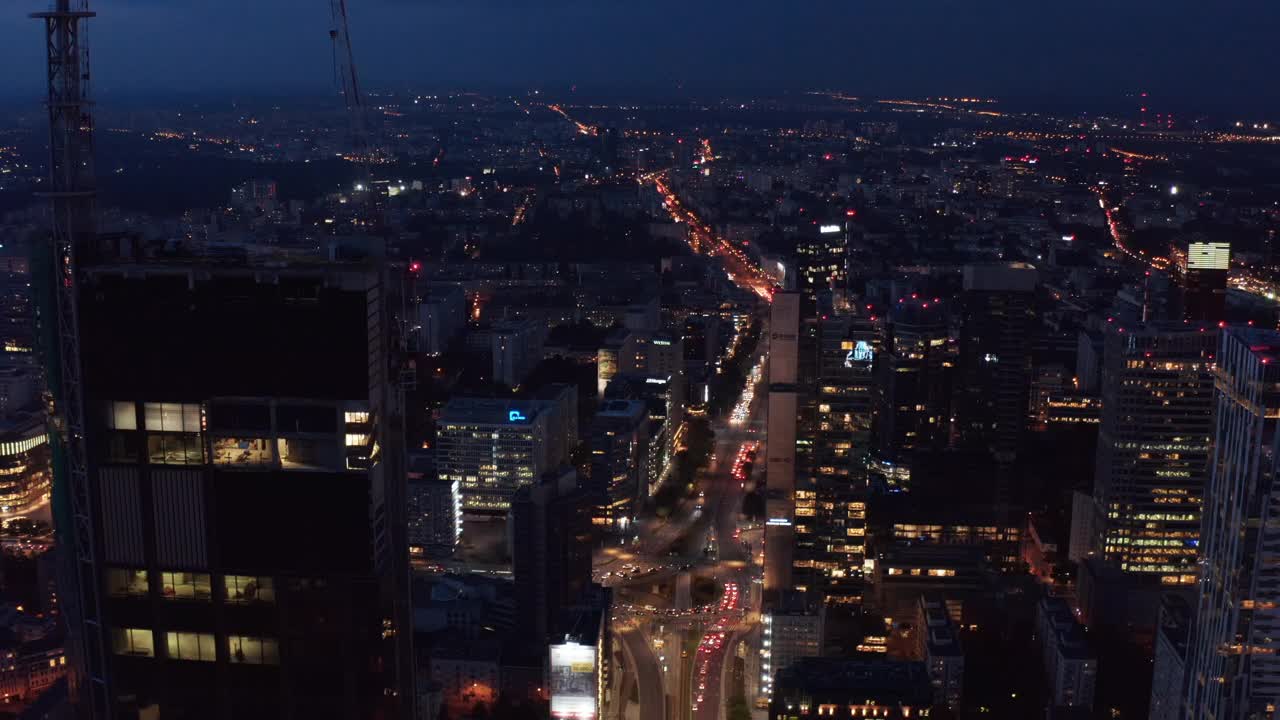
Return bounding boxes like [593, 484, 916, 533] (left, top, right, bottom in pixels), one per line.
[328, 0, 373, 190]
[30, 0, 108, 716]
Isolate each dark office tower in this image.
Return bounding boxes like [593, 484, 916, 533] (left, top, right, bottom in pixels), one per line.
[765, 292, 801, 594]
[952, 263, 1037, 505]
[69, 248, 412, 718]
[872, 299, 952, 491]
[511, 468, 594, 643]
[796, 220, 848, 310]
[1091, 325, 1214, 584]
[793, 314, 877, 601]
[1183, 329, 1280, 718]
[1170, 234, 1230, 324]
[599, 127, 620, 172]
[588, 399, 650, 535]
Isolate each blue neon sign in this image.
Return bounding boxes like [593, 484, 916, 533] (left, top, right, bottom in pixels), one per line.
[508, 410, 527, 422]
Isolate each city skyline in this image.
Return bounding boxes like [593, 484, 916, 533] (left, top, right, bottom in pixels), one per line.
[0, 0, 1278, 110]
[6, 1, 1280, 719]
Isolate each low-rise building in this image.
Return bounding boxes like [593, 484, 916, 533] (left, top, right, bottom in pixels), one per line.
[769, 658, 933, 719]
[916, 594, 963, 709]
[1037, 596, 1097, 711]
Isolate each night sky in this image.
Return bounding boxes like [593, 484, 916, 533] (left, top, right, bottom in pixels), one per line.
[0, 0, 1276, 108]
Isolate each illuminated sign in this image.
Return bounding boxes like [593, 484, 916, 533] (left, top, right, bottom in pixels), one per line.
[766, 518, 792, 527]
[819, 224, 842, 235]
[844, 340, 874, 368]
[508, 410, 528, 422]
[645, 377, 668, 385]
[550, 643, 598, 720]
[652, 339, 672, 346]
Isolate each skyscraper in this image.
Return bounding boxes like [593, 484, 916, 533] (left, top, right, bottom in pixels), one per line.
[765, 292, 800, 593]
[952, 263, 1037, 506]
[1091, 325, 1214, 584]
[1183, 328, 1280, 718]
[588, 399, 650, 534]
[793, 314, 876, 599]
[873, 299, 952, 491]
[510, 468, 594, 643]
[66, 248, 412, 717]
[796, 220, 848, 309]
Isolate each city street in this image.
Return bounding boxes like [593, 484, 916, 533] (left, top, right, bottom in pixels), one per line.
[606, 314, 768, 720]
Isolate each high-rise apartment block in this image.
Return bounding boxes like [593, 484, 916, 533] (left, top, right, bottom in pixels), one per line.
[407, 452, 461, 559]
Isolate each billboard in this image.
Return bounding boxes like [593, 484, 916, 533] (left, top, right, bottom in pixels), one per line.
[550, 642, 598, 719]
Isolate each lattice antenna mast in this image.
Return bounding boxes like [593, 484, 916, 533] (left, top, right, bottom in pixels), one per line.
[30, 0, 107, 716]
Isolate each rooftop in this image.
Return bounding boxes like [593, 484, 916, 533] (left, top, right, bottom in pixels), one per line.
[774, 657, 931, 699]
[439, 397, 550, 426]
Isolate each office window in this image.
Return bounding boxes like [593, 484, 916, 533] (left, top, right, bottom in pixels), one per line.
[223, 575, 275, 604]
[143, 403, 201, 433]
[147, 433, 204, 465]
[277, 404, 336, 434]
[111, 628, 155, 657]
[107, 402, 137, 430]
[228, 635, 279, 665]
[105, 568, 149, 598]
[212, 437, 272, 466]
[161, 572, 212, 601]
[166, 632, 216, 662]
[278, 437, 341, 470]
[209, 402, 270, 432]
[143, 403, 203, 465]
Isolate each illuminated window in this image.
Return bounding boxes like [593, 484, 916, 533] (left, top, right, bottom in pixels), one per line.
[142, 403, 203, 465]
[161, 572, 212, 601]
[144, 403, 201, 433]
[111, 627, 155, 657]
[106, 568, 149, 598]
[166, 632, 216, 662]
[344, 411, 370, 424]
[278, 437, 341, 471]
[223, 575, 275, 604]
[228, 636, 279, 665]
[212, 437, 272, 466]
[107, 402, 137, 430]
